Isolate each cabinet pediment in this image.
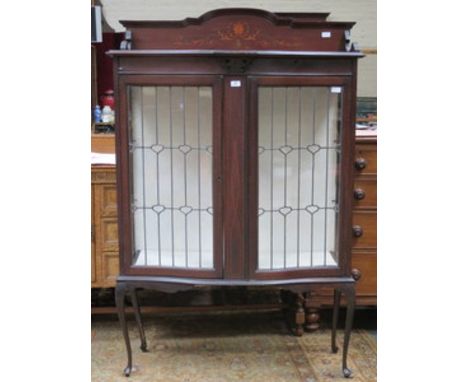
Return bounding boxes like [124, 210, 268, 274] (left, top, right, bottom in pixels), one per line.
[118, 8, 357, 52]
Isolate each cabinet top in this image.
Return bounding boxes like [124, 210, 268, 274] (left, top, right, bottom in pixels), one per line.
[110, 8, 361, 54]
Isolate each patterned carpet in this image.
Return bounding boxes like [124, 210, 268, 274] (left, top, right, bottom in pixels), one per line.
[92, 311, 376, 382]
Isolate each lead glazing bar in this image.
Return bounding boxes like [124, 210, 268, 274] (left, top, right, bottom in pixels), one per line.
[155, 87, 161, 266]
[270, 88, 274, 270]
[183, 87, 188, 268]
[197, 87, 202, 268]
[323, 90, 331, 266]
[283, 88, 288, 269]
[140, 87, 148, 266]
[310, 91, 316, 267]
[296, 87, 302, 267]
[169, 87, 175, 267]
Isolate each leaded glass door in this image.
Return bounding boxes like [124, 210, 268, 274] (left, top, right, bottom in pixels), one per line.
[119, 76, 223, 278]
[249, 77, 352, 279]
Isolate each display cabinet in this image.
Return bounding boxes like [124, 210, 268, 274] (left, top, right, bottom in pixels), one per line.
[108, 8, 363, 377]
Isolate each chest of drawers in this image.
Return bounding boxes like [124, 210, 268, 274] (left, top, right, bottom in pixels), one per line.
[352, 134, 377, 306]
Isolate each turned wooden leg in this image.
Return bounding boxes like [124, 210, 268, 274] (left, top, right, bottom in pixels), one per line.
[341, 285, 356, 378]
[130, 288, 148, 352]
[303, 292, 320, 332]
[116, 283, 133, 377]
[331, 288, 341, 353]
[293, 293, 305, 336]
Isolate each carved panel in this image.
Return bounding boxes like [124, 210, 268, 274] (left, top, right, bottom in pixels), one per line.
[102, 252, 119, 284]
[100, 218, 119, 251]
[100, 185, 117, 217]
[91, 167, 116, 184]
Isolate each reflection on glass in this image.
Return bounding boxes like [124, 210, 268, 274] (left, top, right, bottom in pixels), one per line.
[129, 86, 213, 268]
[258, 87, 341, 269]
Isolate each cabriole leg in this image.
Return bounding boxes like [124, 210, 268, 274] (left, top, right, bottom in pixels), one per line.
[331, 288, 341, 353]
[341, 285, 356, 378]
[115, 282, 132, 377]
[130, 288, 148, 352]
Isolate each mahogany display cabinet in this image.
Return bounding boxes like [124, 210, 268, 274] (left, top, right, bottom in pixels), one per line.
[108, 8, 363, 377]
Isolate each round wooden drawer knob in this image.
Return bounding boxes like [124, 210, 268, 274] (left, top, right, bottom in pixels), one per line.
[351, 268, 362, 281]
[355, 157, 367, 170]
[354, 188, 366, 200]
[352, 225, 363, 237]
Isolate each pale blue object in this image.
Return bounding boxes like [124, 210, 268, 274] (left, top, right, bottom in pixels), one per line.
[94, 105, 102, 123]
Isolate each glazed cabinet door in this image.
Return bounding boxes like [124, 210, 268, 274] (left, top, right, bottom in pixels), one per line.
[118, 75, 223, 278]
[248, 77, 354, 279]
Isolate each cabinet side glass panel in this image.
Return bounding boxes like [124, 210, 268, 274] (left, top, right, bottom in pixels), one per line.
[129, 86, 214, 269]
[258, 86, 341, 270]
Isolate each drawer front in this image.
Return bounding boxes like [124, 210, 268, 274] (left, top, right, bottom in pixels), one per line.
[353, 178, 377, 209]
[354, 144, 377, 176]
[352, 251, 377, 297]
[352, 211, 376, 249]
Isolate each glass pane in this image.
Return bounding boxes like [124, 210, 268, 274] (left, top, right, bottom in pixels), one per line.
[258, 86, 341, 270]
[129, 86, 213, 269]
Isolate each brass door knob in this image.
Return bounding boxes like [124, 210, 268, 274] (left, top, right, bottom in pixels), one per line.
[352, 225, 363, 237]
[354, 188, 366, 200]
[355, 157, 367, 170]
